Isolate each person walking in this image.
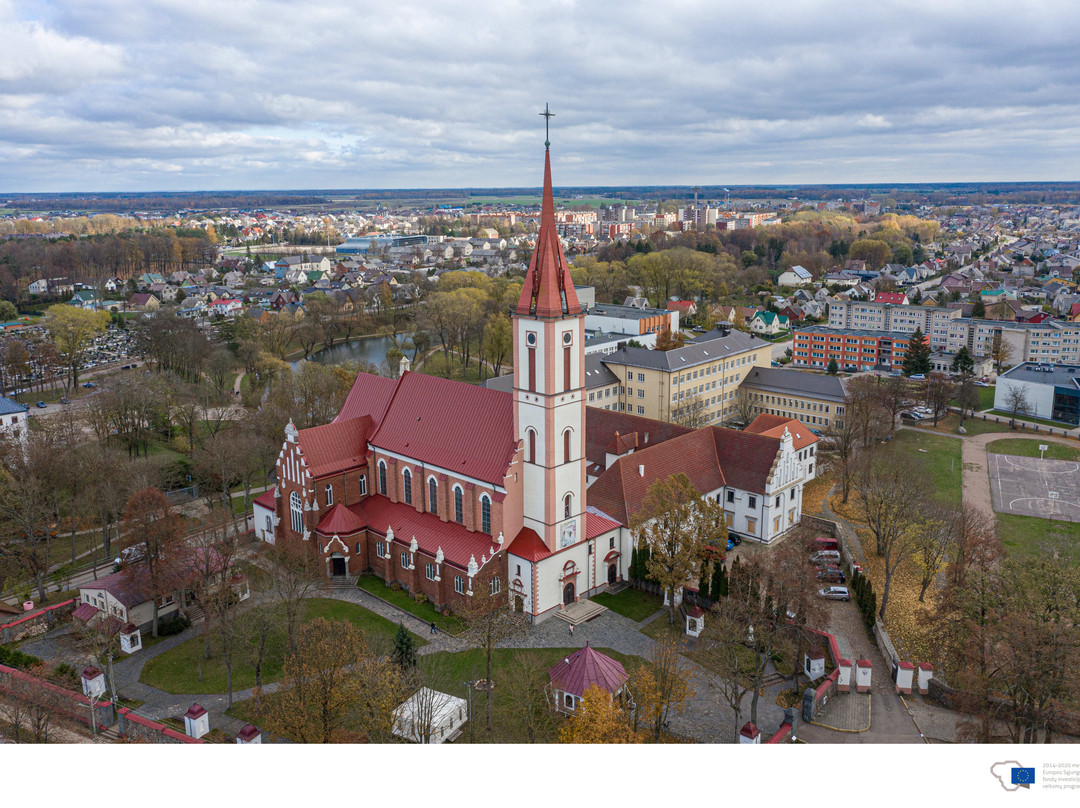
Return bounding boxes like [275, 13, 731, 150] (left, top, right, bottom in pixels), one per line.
[430, 621, 437, 636]
[569, 623, 574, 638]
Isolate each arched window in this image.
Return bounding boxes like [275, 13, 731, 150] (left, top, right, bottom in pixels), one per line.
[480, 494, 491, 535]
[453, 486, 464, 524]
[526, 429, 536, 464]
[564, 493, 572, 519]
[563, 429, 571, 464]
[403, 468, 412, 505]
[428, 477, 438, 513]
[359, 475, 367, 496]
[378, 460, 387, 495]
[290, 491, 303, 533]
[324, 484, 334, 507]
[489, 576, 501, 596]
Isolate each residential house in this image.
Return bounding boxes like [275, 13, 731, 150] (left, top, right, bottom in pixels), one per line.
[750, 311, 789, 336]
[127, 293, 160, 311]
[777, 265, 813, 287]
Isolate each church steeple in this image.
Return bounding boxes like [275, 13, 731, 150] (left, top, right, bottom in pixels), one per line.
[516, 113, 581, 319]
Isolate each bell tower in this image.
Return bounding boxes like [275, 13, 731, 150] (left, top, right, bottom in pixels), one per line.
[513, 107, 587, 553]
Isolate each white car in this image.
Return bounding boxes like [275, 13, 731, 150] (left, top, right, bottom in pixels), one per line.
[818, 586, 851, 601]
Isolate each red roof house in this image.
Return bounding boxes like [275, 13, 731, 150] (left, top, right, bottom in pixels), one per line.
[548, 643, 628, 713]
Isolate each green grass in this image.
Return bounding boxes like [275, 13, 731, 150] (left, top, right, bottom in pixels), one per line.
[978, 386, 996, 411]
[914, 413, 1012, 437]
[989, 410, 1075, 430]
[228, 645, 647, 743]
[356, 575, 467, 634]
[140, 597, 424, 694]
[882, 428, 963, 506]
[590, 589, 664, 622]
[415, 351, 490, 385]
[997, 514, 1080, 559]
[986, 438, 1080, 462]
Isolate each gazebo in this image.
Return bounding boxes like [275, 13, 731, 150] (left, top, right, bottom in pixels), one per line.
[548, 643, 628, 714]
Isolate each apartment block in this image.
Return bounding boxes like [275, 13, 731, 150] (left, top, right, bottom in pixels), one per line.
[826, 300, 960, 350]
[945, 319, 1080, 365]
[737, 367, 848, 429]
[793, 325, 921, 372]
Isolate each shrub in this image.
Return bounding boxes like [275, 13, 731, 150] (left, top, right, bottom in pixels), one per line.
[156, 614, 190, 637]
[0, 645, 42, 670]
[412, 591, 428, 604]
[390, 581, 402, 592]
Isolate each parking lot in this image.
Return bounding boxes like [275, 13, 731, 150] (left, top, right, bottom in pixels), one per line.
[988, 451, 1080, 522]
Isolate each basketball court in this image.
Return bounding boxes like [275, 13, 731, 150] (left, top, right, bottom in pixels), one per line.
[987, 451, 1080, 523]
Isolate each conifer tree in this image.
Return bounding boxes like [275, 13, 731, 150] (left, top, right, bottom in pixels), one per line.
[391, 623, 417, 670]
[712, 562, 728, 598]
[902, 328, 931, 376]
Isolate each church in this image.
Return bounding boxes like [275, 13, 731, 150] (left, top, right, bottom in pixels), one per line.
[255, 136, 818, 623]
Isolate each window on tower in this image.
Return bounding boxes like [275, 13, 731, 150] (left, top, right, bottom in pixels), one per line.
[563, 429, 571, 464]
[564, 346, 571, 391]
[526, 429, 536, 464]
[564, 493, 572, 519]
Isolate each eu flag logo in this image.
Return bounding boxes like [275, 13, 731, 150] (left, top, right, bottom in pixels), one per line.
[1011, 767, 1035, 786]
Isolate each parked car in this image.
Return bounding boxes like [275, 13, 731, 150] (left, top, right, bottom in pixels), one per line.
[809, 550, 841, 565]
[888, 370, 902, 377]
[120, 543, 147, 564]
[973, 381, 990, 388]
[816, 565, 847, 584]
[728, 533, 742, 546]
[726, 538, 735, 551]
[818, 586, 851, 601]
[36, 401, 46, 408]
[82, 381, 96, 388]
[900, 411, 924, 422]
[809, 537, 839, 553]
[909, 374, 926, 381]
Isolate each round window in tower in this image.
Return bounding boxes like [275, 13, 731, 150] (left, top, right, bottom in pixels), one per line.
[563, 331, 572, 345]
[527, 332, 537, 346]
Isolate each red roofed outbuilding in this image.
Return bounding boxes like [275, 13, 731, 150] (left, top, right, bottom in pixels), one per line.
[548, 643, 628, 713]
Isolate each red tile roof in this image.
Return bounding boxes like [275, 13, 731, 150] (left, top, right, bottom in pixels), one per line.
[584, 408, 692, 469]
[710, 428, 784, 493]
[506, 526, 551, 562]
[587, 430, 726, 526]
[238, 724, 260, 741]
[548, 644, 628, 697]
[351, 496, 503, 570]
[297, 416, 374, 478]
[585, 510, 621, 539]
[253, 488, 277, 510]
[515, 149, 581, 318]
[316, 503, 366, 536]
[72, 602, 100, 622]
[744, 414, 819, 451]
[874, 292, 908, 305]
[370, 371, 516, 487]
[334, 372, 398, 424]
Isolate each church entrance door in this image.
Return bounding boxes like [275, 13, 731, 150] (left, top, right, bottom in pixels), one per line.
[331, 555, 346, 576]
[608, 564, 617, 585]
[563, 582, 575, 605]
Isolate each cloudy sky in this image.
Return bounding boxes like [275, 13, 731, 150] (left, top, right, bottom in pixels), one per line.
[2, 0, 1079, 192]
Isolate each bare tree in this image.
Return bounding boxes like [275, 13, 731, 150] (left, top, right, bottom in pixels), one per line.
[266, 545, 321, 653]
[858, 461, 925, 620]
[925, 372, 954, 427]
[696, 608, 753, 742]
[460, 590, 525, 738]
[732, 387, 758, 426]
[1004, 384, 1031, 428]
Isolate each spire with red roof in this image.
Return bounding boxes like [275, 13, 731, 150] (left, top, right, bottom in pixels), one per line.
[516, 105, 581, 319]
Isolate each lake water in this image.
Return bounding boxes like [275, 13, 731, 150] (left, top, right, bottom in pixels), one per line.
[301, 333, 409, 369]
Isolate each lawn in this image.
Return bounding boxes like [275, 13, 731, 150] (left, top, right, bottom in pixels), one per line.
[140, 597, 424, 695]
[800, 471, 834, 517]
[415, 351, 492, 385]
[228, 645, 646, 743]
[881, 429, 963, 506]
[356, 575, 467, 634]
[986, 438, 1080, 462]
[996, 514, 1080, 559]
[978, 385, 996, 411]
[912, 413, 1012, 436]
[989, 410, 1075, 430]
[590, 588, 663, 622]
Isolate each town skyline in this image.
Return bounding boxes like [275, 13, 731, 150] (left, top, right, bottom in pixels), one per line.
[4, 1, 1080, 192]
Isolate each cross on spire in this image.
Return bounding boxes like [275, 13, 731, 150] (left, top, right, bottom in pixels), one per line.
[540, 103, 554, 148]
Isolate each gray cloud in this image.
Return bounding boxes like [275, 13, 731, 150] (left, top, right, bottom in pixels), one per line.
[2, 0, 1079, 191]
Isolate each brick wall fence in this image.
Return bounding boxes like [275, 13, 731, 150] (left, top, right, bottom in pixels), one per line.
[0, 663, 116, 730]
[117, 707, 205, 744]
[800, 515, 840, 538]
[1, 599, 76, 644]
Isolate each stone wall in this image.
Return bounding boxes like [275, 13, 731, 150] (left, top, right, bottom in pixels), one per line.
[117, 707, 205, 744]
[0, 663, 116, 730]
[0, 599, 76, 644]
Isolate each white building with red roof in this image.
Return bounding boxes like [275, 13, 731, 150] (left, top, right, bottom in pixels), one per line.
[266, 138, 817, 622]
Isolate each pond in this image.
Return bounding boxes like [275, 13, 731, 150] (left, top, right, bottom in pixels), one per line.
[300, 333, 410, 369]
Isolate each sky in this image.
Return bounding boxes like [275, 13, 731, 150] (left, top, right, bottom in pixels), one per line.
[2, 0, 1080, 192]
